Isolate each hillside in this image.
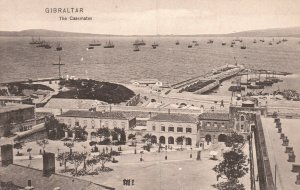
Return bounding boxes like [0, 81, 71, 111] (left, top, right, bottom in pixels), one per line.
[0, 29, 113, 37]
[225, 26, 300, 37]
[0, 26, 300, 37]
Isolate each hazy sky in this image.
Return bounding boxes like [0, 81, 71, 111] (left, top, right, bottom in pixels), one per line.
[0, 0, 300, 35]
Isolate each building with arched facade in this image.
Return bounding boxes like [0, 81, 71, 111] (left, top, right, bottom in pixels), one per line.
[198, 112, 232, 144]
[146, 113, 198, 147]
[57, 110, 136, 140]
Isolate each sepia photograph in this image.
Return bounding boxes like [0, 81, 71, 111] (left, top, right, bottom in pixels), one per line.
[0, 0, 300, 189]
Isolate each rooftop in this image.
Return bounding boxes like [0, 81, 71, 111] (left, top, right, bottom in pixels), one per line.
[198, 112, 230, 121]
[0, 164, 114, 190]
[0, 96, 31, 101]
[149, 113, 197, 123]
[58, 110, 129, 120]
[0, 103, 34, 114]
[45, 98, 107, 109]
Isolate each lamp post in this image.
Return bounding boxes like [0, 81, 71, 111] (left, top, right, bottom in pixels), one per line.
[165, 147, 168, 160]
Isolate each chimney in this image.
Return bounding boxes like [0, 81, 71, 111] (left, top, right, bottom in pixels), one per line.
[1, 144, 13, 166]
[43, 152, 55, 177]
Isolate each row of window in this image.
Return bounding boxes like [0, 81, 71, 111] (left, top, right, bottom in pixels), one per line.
[152, 126, 192, 133]
[61, 118, 126, 128]
[204, 122, 226, 128]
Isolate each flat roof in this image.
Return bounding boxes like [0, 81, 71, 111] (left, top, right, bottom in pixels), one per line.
[0, 103, 34, 114]
[58, 110, 129, 120]
[149, 113, 197, 123]
[198, 112, 230, 121]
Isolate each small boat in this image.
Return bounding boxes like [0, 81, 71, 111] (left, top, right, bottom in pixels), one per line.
[133, 45, 140, 51]
[276, 41, 281, 44]
[44, 43, 51, 49]
[240, 44, 246, 49]
[87, 46, 94, 49]
[192, 40, 197, 43]
[56, 43, 63, 51]
[188, 44, 192, 48]
[230, 44, 234, 47]
[253, 39, 257, 43]
[260, 39, 265, 42]
[221, 42, 226, 46]
[194, 42, 199, 46]
[207, 40, 214, 44]
[89, 40, 101, 46]
[269, 42, 272, 45]
[175, 41, 180, 45]
[152, 42, 159, 48]
[282, 38, 288, 42]
[104, 40, 115, 48]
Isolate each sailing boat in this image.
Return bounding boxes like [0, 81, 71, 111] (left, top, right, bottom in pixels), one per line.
[29, 36, 42, 45]
[56, 43, 63, 51]
[133, 45, 140, 51]
[175, 41, 180, 45]
[240, 44, 246, 49]
[104, 40, 115, 48]
[152, 42, 159, 48]
[44, 42, 52, 49]
[89, 40, 101, 46]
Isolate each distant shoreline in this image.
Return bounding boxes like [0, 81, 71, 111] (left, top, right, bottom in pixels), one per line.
[1, 26, 300, 38]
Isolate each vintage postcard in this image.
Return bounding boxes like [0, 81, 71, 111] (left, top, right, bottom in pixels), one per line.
[0, 0, 300, 189]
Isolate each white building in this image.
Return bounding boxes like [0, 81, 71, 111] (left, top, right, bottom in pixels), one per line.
[146, 113, 199, 147]
[57, 110, 136, 140]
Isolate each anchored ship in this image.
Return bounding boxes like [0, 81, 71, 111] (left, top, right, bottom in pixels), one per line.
[89, 40, 101, 46]
[56, 43, 63, 51]
[104, 40, 115, 48]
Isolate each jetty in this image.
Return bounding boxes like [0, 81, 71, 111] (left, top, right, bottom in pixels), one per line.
[171, 64, 243, 94]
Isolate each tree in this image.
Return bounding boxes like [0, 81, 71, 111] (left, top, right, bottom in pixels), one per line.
[96, 152, 112, 169]
[36, 139, 49, 153]
[111, 127, 122, 141]
[213, 179, 245, 190]
[44, 116, 66, 140]
[120, 128, 126, 144]
[57, 152, 71, 171]
[97, 127, 110, 142]
[225, 132, 245, 149]
[128, 133, 136, 146]
[73, 125, 88, 141]
[64, 142, 74, 153]
[86, 155, 98, 172]
[213, 149, 248, 190]
[176, 136, 185, 150]
[68, 152, 87, 176]
[142, 133, 152, 144]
